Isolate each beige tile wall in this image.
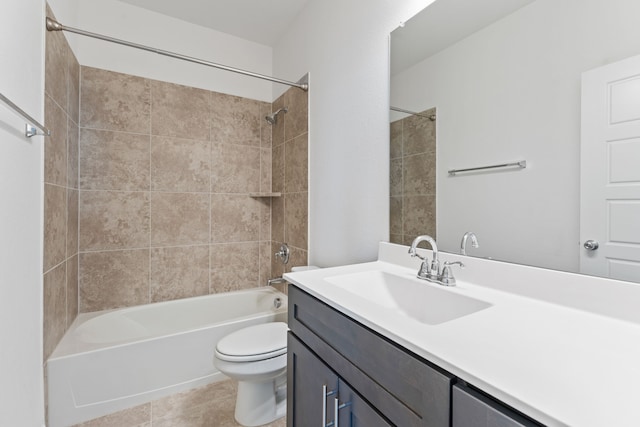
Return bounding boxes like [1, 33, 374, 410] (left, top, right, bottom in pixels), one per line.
[390, 108, 437, 246]
[43, 4, 80, 363]
[77, 67, 276, 312]
[270, 85, 309, 279]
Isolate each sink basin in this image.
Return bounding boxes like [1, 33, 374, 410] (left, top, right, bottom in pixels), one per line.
[325, 270, 491, 325]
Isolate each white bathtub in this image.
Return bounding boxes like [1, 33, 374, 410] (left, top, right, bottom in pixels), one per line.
[47, 287, 288, 427]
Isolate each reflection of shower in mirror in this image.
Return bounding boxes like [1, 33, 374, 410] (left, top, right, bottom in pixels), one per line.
[390, 107, 437, 247]
[390, 106, 435, 121]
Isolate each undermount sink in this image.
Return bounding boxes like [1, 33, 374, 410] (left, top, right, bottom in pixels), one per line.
[325, 270, 491, 325]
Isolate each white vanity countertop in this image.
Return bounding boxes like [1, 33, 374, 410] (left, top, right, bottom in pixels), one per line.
[284, 243, 640, 427]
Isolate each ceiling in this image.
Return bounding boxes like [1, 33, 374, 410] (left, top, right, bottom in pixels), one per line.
[117, 0, 309, 47]
[391, 0, 536, 75]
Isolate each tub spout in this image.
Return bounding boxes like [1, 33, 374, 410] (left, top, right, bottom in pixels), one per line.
[267, 277, 285, 286]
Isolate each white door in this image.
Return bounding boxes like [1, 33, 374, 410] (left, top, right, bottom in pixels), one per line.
[581, 54, 640, 282]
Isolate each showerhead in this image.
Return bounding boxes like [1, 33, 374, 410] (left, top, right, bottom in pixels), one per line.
[265, 107, 288, 125]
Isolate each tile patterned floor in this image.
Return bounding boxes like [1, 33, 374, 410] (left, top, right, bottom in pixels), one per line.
[72, 380, 286, 427]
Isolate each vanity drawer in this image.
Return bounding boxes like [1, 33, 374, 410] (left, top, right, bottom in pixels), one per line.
[288, 284, 453, 427]
[452, 383, 542, 427]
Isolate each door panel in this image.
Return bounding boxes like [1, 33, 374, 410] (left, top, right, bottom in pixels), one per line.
[609, 75, 640, 123]
[288, 332, 392, 427]
[580, 54, 640, 282]
[609, 139, 640, 182]
[288, 333, 338, 427]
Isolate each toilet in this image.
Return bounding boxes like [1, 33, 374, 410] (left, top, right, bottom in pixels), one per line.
[213, 322, 288, 427]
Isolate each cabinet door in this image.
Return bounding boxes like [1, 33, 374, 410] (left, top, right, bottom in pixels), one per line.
[288, 333, 339, 427]
[337, 379, 392, 427]
[452, 384, 541, 427]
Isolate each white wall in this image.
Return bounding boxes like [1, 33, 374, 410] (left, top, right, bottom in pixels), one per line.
[273, 0, 435, 267]
[0, 1, 45, 425]
[391, 0, 640, 272]
[48, 0, 274, 102]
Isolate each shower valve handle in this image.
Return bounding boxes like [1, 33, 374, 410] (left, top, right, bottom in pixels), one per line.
[274, 243, 290, 264]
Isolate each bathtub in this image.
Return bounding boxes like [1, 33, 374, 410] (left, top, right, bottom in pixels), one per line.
[47, 287, 287, 427]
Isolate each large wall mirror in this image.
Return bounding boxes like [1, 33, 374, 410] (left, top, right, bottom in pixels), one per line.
[390, 0, 640, 284]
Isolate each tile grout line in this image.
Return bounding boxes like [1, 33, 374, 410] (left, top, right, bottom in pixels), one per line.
[75, 66, 82, 322]
[259, 102, 265, 286]
[401, 117, 405, 239]
[77, 66, 83, 315]
[283, 90, 288, 248]
[148, 77, 152, 305]
[258, 102, 262, 287]
[77, 189, 268, 195]
[209, 90, 213, 296]
[77, 241, 261, 254]
[63, 104, 70, 330]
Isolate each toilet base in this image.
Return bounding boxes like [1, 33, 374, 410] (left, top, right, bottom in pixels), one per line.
[234, 373, 287, 426]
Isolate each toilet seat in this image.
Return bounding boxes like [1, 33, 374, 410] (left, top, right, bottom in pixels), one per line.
[215, 322, 288, 362]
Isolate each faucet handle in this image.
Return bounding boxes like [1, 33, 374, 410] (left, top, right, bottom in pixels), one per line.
[417, 259, 430, 279]
[408, 247, 426, 261]
[444, 261, 464, 268]
[275, 243, 290, 264]
[440, 261, 464, 286]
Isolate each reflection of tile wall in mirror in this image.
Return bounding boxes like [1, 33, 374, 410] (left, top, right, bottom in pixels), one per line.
[390, 108, 436, 246]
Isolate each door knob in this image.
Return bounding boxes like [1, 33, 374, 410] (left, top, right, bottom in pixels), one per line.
[583, 240, 599, 251]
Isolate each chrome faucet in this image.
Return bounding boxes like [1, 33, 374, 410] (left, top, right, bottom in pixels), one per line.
[460, 231, 479, 256]
[409, 235, 464, 286]
[408, 235, 440, 282]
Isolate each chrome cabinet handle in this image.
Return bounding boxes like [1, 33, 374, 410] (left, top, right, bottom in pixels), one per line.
[322, 385, 336, 427]
[584, 240, 599, 251]
[334, 397, 352, 427]
[322, 385, 327, 427]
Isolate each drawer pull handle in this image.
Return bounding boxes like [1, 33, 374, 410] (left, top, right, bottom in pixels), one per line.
[334, 397, 352, 427]
[322, 384, 337, 427]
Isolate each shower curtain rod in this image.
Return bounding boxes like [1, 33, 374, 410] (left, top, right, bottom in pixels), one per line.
[45, 18, 308, 92]
[390, 106, 436, 121]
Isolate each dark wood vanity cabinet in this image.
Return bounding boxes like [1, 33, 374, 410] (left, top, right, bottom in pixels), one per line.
[287, 285, 453, 427]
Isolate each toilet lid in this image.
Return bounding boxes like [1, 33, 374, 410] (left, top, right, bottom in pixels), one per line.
[216, 322, 288, 362]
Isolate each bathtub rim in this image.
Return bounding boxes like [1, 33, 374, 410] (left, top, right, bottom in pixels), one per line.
[49, 286, 288, 360]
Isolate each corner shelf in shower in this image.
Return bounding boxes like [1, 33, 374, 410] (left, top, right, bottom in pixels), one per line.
[249, 192, 282, 198]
